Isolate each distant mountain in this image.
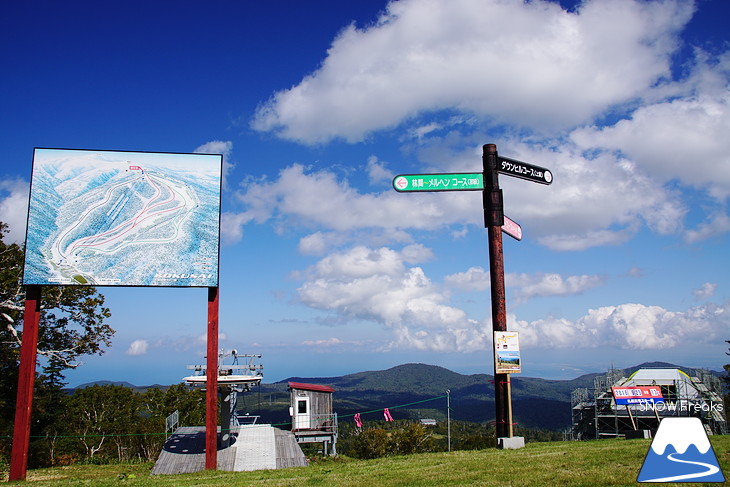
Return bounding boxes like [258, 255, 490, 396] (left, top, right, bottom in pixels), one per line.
[76, 380, 138, 389]
[264, 363, 605, 429]
[262, 361, 719, 430]
[71, 361, 720, 431]
[73, 380, 169, 394]
[280, 362, 603, 398]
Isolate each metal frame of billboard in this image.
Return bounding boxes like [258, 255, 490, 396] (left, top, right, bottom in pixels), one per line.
[12, 147, 224, 480]
[23, 148, 222, 288]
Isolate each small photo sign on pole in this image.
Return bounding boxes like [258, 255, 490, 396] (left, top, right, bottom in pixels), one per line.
[494, 331, 521, 374]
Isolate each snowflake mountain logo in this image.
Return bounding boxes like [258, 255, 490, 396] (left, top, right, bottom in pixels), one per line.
[637, 417, 725, 483]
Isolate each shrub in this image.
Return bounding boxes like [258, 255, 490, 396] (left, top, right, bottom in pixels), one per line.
[348, 423, 434, 459]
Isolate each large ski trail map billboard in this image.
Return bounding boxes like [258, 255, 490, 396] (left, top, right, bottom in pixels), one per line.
[23, 148, 222, 287]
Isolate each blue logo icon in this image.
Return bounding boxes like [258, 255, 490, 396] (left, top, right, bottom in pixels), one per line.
[638, 417, 725, 483]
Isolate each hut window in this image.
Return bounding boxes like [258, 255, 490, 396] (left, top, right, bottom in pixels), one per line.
[298, 399, 307, 414]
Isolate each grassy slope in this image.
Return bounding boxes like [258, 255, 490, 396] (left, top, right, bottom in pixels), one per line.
[5, 436, 729, 487]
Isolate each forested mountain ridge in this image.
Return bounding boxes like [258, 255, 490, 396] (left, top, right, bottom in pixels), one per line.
[75, 361, 712, 430]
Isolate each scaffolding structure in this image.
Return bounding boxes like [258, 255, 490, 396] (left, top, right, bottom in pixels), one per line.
[571, 367, 727, 440]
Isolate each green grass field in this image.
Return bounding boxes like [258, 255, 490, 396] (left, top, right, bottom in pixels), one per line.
[3, 436, 729, 486]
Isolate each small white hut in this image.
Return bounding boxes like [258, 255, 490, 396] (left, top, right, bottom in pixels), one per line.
[288, 382, 337, 455]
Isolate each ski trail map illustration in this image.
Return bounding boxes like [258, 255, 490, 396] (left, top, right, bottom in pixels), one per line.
[23, 149, 222, 287]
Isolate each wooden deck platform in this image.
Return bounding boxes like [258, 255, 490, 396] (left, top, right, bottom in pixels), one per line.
[151, 425, 308, 475]
[292, 428, 338, 455]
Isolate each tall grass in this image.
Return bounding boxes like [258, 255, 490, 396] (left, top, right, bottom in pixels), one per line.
[3, 436, 728, 486]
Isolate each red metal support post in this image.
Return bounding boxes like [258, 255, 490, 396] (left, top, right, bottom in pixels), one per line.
[205, 286, 219, 470]
[482, 144, 512, 441]
[9, 285, 43, 481]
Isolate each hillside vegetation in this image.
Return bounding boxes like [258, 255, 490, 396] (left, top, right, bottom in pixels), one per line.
[4, 436, 728, 487]
[248, 362, 600, 430]
[72, 360, 718, 433]
[237, 362, 685, 430]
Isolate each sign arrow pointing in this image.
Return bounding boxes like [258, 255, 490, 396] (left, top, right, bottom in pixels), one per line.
[502, 215, 522, 241]
[392, 173, 484, 192]
[497, 156, 552, 185]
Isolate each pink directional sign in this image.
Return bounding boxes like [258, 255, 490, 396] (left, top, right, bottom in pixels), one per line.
[502, 215, 522, 241]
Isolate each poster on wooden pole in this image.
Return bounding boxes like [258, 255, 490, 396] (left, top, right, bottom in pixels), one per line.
[494, 331, 521, 374]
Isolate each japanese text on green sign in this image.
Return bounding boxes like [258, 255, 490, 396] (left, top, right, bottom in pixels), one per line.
[393, 173, 484, 192]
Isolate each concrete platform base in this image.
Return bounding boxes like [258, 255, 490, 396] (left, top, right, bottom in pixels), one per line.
[151, 425, 308, 475]
[497, 436, 525, 450]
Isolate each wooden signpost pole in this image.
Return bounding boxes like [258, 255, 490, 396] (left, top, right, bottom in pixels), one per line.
[392, 143, 551, 447]
[9, 285, 43, 481]
[482, 144, 512, 441]
[205, 287, 219, 470]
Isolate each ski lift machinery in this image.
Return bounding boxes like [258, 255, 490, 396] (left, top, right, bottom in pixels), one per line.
[184, 351, 264, 429]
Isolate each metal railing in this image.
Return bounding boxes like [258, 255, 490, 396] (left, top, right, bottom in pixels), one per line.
[165, 410, 179, 439]
[298, 413, 338, 434]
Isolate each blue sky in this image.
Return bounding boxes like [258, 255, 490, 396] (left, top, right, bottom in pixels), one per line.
[1, 0, 729, 387]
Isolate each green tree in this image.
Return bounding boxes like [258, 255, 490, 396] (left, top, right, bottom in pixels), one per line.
[141, 384, 205, 427]
[0, 222, 114, 465]
[160, 383, 206, 426]
[349, 427, 389, 459]
[137, 384, 206, 461]
[388, 423, 434, 455]
[347, 422, 436, 459]
[61, 385, 140, 461]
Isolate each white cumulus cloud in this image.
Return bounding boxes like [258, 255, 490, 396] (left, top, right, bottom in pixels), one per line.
[126, 339, 149, 356]
[252, 0, 693, 143]
[570, 93, 730, 198]
[509, 272, 606, 302]
[0, 178, 30, 243]
[512, 301, 728, 350]
[297, 245, 475, 334]
[229, 142, 687, 250]
[692, 282, 717, 300]
[445, 267, 605, 300]
[195, 140, 234, 187]
[233, 163, 481, 234]
[294, 240, 727, 353]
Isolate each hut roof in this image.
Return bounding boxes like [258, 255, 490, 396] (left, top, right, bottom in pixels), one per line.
[288, 382, 334, 393]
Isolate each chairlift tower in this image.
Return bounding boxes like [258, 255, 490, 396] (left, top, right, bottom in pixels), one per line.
[183, 350, 263, 445]
[153, 351, 309, 474]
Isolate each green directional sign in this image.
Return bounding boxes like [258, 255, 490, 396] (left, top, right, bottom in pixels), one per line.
[392, 173, 484, 192]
